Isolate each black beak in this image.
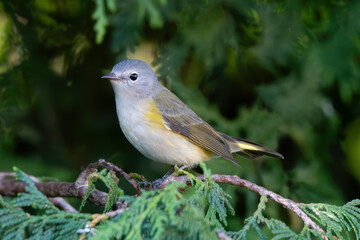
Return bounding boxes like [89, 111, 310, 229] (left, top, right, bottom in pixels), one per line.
[101, 73, 121, 80]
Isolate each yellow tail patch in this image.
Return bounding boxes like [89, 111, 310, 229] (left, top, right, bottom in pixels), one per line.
[237, 142, 261, 151]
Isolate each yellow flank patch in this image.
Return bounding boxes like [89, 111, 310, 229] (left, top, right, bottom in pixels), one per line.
[145, 101, 167, 128]
[237, 142, 260, 151]
[144, 101, 213, 161]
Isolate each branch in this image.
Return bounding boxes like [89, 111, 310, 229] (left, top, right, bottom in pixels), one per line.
[0, 159, 139, 207]
[0, 172, 108, 206]
[0, 160, 327, 239]
[0, 172, 78, 213]
[75, 159, 138, 191]
[48, 197, 78, 213]
[216, 230, 233, 240]
[158, 174, 327, 237]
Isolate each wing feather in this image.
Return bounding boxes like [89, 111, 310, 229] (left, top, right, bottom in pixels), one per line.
[153, 89, 235, 162]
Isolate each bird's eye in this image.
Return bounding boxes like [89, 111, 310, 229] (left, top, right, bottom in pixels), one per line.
[130, 73, 138, 81]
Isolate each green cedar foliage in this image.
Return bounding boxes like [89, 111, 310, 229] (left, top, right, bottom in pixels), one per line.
[1, 167, 360, 239]
[187, 162, 235, 230]
[91, 183, 217, 240]
[0, 168, 91, 240]
[229, 195, 360, 240]
[300, 200, 360, 240]
[79, 168, 124, 213]
[92, 0, 116, 44]
[228, 196, 325, 240]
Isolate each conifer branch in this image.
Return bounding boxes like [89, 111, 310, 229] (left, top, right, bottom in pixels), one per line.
[75, 159, 139, 191]
[216, 229, 234, 240]
[158, 174, 327, 239]
[48, 197, 78, 213]
[0, 172, 109, 206]
[0, 172, 78, 213]
[0, 160, 328, 238]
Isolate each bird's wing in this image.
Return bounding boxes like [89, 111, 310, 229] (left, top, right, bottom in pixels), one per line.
[153, 89, 236, 163]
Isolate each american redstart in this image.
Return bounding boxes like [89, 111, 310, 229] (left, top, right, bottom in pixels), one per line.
[102, 59, 283, 168]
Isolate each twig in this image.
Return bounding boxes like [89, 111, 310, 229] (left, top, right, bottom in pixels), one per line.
[0, 159, 138, 207]
[97, 159, 139, 190]
[48, 197, 78, 213]
[0, 172, 77, 212]
[157, 174, 327, 237]
[0, 174, 108, 206]
[105, 208, 127, 218]
[0, 160, 328, 239]
[75, 159, 138, 191]
[216, 230, 233, 240]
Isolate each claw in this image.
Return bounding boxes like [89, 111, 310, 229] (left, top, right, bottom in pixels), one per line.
[152, 178, 164, 190]
[152, 165, 188, 189]
[137, 180, 152, 189]
[139, 165, 188, 190]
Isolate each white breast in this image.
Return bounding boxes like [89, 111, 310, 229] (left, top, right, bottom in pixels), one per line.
[114, 97, 212, 167]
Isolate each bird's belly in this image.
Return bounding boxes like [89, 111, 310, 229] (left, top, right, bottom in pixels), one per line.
[116, 101, 212, 167]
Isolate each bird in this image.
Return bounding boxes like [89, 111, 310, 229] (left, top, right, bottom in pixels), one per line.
[102, 59, 283, 169]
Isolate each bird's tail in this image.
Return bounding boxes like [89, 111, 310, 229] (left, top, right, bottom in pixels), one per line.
[219, 133, 284, 160]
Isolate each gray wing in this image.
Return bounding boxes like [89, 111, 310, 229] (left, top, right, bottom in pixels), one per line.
[153, 89, 236, 163]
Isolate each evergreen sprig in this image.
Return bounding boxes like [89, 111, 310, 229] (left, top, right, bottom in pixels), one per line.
[79, 168, 124, 212]
[1, 167, 360, 240]
[187, 162, 235, 230]
[0, 168, 91, 240]
[229, 195, 360, 240]
[300, 199, 360, 240]
[11, 167, 59, 215]
[91, 182, 217, 240]
[92, 0, 116, 44]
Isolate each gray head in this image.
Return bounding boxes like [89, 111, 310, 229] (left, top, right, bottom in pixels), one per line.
[102, 59, 160, 102]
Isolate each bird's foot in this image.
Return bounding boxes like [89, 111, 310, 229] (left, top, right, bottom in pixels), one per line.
[152, 178, 166, 190]
[137, 180, 152, 190]
[138, 165, 188, 190]
[152, 165, 188, 189]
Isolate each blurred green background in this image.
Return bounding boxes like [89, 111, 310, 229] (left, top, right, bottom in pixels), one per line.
[0, 0, 359, 231]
